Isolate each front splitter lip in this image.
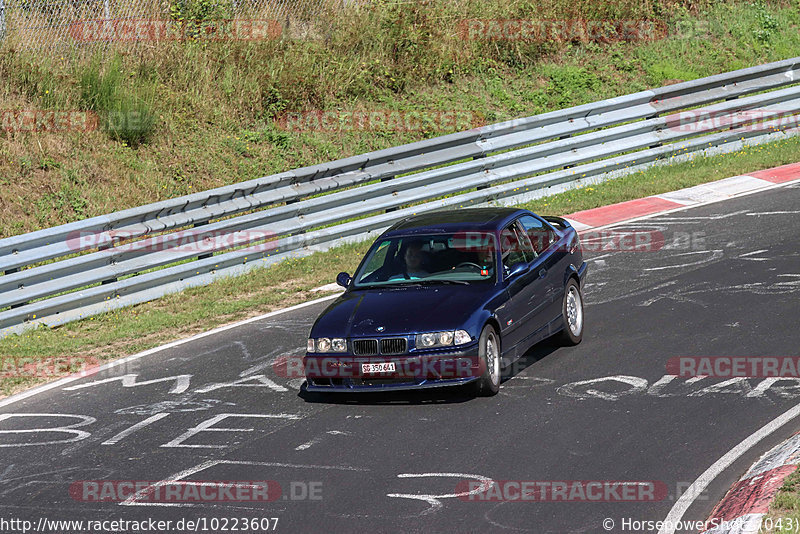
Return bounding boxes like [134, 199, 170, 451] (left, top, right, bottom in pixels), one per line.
[304, 376, 479, 393]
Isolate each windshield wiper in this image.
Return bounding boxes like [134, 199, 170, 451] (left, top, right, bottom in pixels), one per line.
[355, 282, 419, 289]
[416, 279, 470, 286]
[355, 279, 471, 289]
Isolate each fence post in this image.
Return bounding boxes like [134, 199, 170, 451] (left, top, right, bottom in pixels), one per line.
[0, 0, 7, 43]
[104, 0, 110, 19]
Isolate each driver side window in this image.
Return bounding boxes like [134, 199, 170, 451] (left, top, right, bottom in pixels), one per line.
[357, 240, 395, 282]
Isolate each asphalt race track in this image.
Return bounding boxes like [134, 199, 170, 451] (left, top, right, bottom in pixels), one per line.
[1, 181, 799, 534]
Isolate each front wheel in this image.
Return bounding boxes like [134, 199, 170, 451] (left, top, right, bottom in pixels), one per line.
[475, 325, 501, 396]
[558, 278, 584, 346]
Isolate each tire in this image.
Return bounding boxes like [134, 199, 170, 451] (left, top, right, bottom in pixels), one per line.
[475, 324, 501, 396]
[558, 278, 584, 346]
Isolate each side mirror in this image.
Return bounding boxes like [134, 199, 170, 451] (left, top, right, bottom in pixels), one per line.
[336, 272, 352, 288]
[505, 263, 529, 280]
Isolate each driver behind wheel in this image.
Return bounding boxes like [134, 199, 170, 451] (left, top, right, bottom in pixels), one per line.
[476, 246, 494, 269]
[389, 240, 430, 280]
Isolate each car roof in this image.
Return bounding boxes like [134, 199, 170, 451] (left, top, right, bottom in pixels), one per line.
[383, 208, 530, 237]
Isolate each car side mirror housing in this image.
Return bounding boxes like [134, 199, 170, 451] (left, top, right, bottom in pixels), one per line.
[506, 263, 529, 280]
[336, 272, 352, 288]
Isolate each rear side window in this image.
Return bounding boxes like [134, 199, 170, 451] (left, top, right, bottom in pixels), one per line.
[518, 215, 557, 256]
[500, 221, 533, 271]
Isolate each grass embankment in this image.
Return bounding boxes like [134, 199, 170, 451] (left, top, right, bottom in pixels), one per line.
[763, 468, 800, 532]
[0, 0, 799, 235]
[0, 0, 800, 395]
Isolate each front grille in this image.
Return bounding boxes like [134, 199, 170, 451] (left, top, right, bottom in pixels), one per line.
[352, 377, 414, 387]
[380, 337, 407, 355]
[353, 339, 378, 356]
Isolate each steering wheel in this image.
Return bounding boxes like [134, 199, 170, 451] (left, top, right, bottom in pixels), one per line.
[455, 262, 483, 270]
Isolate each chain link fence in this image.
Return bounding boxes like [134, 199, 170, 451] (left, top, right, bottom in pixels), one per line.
[0, 0, 339, 49]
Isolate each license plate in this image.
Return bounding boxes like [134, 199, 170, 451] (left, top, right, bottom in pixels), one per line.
[361, 362, 396, 374]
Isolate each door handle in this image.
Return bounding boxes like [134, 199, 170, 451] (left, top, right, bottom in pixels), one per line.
[538, 268, 547, 279]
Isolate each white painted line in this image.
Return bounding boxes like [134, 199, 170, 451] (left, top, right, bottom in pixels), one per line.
[387, 472, 494, 516]
[312, 283, 343, 293]
[102, 413, 170, 445]
[121, 459, 368, 507]
[696, 433, 800, 532]
[563, 217, 593, 231]
[746, 210, 800, 215]
[743, 432, 800, 479]
[0, 293, 341, 410]
[739, 249, 770, 258]
[588, 177, 800, 232]
[294, 438, 321, 451]
[658, 402, 800, 534]
[655, 176, 771, 205]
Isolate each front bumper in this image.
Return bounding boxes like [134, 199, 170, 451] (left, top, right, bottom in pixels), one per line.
[303, 343, 481, 392]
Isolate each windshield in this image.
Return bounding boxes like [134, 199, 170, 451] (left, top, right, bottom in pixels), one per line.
[352, 232, 497, 288]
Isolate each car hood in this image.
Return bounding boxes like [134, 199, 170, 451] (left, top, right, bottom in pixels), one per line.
[312, 284, 492, 338]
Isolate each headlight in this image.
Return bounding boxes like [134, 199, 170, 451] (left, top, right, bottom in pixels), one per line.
[454, 330, 471, 345]
[419, 333, 437, 347]
[308, 337, 347, 353]
[416, 330, 471, 349]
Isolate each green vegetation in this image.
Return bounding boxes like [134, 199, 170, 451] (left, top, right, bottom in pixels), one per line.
[765, 467, 800, 531]
[1, 0, 799, 236]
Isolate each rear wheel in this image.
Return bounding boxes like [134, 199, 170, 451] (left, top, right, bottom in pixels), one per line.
[558, 278, 584, 345]
[475, 325, 501, 396]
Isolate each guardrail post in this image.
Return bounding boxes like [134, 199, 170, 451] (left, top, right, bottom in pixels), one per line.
[0, 0, 6, 43]
[99, 234, 119, 285]
[725, 95, 743, 131]
[383, 161, 399, 212]
[647, 112, 663, 149]
[194, 220, 214, 260]
[559, 135, 578, 168]
[474, 154, 489, 190]
[4, 268, 28, 309]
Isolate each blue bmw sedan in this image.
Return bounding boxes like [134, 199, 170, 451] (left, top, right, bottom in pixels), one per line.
[303, 207, 588, 396]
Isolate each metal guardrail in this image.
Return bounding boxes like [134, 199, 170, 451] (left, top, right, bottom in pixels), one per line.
[1, 56, 800, 337]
